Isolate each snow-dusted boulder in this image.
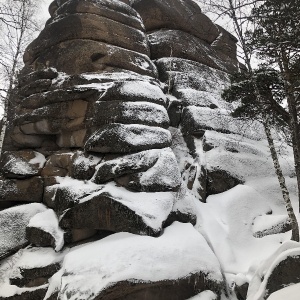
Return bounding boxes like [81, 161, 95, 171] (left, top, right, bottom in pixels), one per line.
[132, 0, 219, 43]
[206, 168, 244, 196]
[84, 124, 172, 153]
[0, 151, 45, 179]
[26, 209, 64, 251]
[148, 30, 237, 73]
[98, 80, 168, 107]
[49, 222, 225, 299]
[0, 177, 44, 204]
[247, 243, 300, 300]
[55, 0, 144, 30]
[92, 100, 170, 128]
[114, 147, 181, 192]
[0, 204, 47, 260]
[92, 149, 160, 183]
[69, 151, 102, 180]
[59, 182, 174, 237]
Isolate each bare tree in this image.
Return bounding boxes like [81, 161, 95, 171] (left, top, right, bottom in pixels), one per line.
[197, 0, 299, 241]
[0, 0, 41, 155]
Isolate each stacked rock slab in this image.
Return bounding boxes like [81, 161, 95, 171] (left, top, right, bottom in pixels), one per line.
[131, 0, 242, 201]
[0, 0, 242, 299]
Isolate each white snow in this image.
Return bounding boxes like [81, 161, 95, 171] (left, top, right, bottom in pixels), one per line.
[267, 283, 300, 300]
[28, 151, 46, 168]
[188, 290, 218, 300]
[28, 209, 65, 251]
[56, 222, 223, 299]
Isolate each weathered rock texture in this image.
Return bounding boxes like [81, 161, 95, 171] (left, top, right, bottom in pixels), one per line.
[0, 0, 245, 299]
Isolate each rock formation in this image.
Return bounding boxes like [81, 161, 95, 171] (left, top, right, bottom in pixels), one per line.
[0, 0, 298, 299]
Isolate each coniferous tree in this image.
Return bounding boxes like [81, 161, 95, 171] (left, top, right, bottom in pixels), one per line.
[250, 0, 300, 214]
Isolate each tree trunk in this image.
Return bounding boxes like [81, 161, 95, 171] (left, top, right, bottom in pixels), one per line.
[280, 52, 300, 213]
[263, 119, 299, 242]
[0, 97, 7, 156]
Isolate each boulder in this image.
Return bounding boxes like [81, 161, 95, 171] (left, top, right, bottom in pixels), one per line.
[55, 0, 144, 31]
[247, 245, 300, 300]
[0, 151, 45, 179]
[58, 181, 174, 236]
[212, 25, 238, 60]
[265, 254, 300, 298]
[29, 39, 157, 77]
[206, 168, 244, 196]
[70, 151, 103, 180]
[155, 57, 230, 90]
[91, 100, 169, 128]
[18, 67, 58, 87]
[0, 204, 47, 260]
[148, 30, 235, 73]
[41, 152, 73, 177]
[0, 286, 48, 300]
[56, 129, 87, 148]
[53, 223, 225, 299]
[24, 13, 149, 64]
[6, 247, 63, 293]
[181, 106, 236, 136]
[59, 192, 160, 236]
[84, 123, 172, 153]
[173, 89, 219, 108]
[19, 79, 52, 97]
[167, 99, 182, 127]
[0, 177, 44, 203]
[114, 148, 181, 192]
[26, 209, 64, 251]
[98, 80, 167, 107]
[10, 126, 57, 150]
[92, 149, 160, 183]
[18, 100, 88, 134]
[21, 88, 98, 109]
[43, 178, 101, 213]
[132, 0, 219, 43]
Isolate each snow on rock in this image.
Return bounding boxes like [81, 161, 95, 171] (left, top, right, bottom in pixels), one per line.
[92, 148, 160, 183]
[70, 151, 102, 180]
[54, 222, 224, 299]
[247, 242, 300, 300]
[187, 290, 218, 300]
[92, 100, 170, 128]
[0, 247, 64, 298]
[59, 181, 174, 236]
[252, 214, 291, 238]
[84, 123, 172, 153]
[45, 177, 102, 212]
[27, 209, 65, 251]
[182, 106, 264, 140]
[0, 151, 46, 179]
[99, 80, 167, 107]
[267, 283, 300, 300]
[0, 204, 47, 260]
[194, 185, 290, 275]
[115, 147, 181, 192]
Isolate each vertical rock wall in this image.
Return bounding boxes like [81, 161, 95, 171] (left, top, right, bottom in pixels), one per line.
[0, 0, 243, 299]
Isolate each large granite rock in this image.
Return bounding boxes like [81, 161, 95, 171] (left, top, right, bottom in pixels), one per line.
[132, 0, 219, 43]
[0, 0, 244, 299]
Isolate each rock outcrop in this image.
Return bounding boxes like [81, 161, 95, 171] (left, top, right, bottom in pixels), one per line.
[2, 0, 294, 300]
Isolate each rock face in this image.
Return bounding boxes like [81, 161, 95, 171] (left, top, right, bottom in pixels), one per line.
[0, 0, 250, 299]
